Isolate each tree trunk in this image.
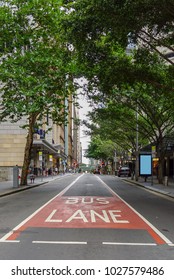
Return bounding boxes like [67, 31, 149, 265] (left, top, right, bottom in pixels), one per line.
[20, 114, 37, 186]
[158, 156, 164, 184]
[157, 137, 165, 184]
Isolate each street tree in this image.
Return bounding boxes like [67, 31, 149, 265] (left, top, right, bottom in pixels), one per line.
[85, 136, 116, 161]
[85, 78, 174, 183]
[61, 1, 174, 183]
[0, 0, 76, 185]
[84, 101, 139, 150]
[85, 136, 117, 173]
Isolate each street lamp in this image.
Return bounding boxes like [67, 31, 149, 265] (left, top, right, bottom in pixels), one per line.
[135, 106, 139, 181]
[114, 149, 117, 175]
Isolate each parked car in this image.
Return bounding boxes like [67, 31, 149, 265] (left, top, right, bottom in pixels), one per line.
[118, 166, 131, 177]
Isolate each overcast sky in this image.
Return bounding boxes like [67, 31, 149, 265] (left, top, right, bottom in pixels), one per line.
[78, 94, 91, 164]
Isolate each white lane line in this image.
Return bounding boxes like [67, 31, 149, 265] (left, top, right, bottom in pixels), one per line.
[103, 242, 157, 246]
[32, 241, 87, 245]
[0, 240, 20, 243]
[32, 241, 156, 246]
[97, 176, 173, 246]
[0, 174, 84, 242]
[96, 175, 120, 197]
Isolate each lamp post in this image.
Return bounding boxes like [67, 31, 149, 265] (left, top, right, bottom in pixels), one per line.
[135, 107, 139, 181]
[114, 149, 117, 175]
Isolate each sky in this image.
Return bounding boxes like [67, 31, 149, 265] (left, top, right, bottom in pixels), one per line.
[78, 94, 92, 164]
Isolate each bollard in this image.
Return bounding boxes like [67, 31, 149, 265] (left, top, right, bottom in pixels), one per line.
[13, 166, 19, 188]
[164, 176, 168, 186]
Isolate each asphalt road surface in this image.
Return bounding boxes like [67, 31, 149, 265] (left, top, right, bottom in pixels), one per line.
[0, 173, 174, 260]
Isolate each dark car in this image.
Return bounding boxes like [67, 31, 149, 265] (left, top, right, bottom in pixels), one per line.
[118, 166, 131, 177]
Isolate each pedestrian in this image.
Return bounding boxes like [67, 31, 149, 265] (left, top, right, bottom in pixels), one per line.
[30, 174, 35, 183]
[55, 166, 58, 175]
[45, 168, 48, 176]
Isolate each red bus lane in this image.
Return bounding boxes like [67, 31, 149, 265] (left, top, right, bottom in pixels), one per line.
[3, 176, 171, 245]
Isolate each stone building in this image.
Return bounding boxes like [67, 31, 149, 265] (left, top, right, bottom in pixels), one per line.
[0, 97, 81, 181]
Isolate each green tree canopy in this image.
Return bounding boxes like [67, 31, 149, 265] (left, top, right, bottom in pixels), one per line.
[85, 136, 116, 161]
[0, 0, 76, 185]
[62, 0, 174, 64]
[61, 0, 174, 95]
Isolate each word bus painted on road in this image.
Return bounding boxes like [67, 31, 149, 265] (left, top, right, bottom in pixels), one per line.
[65, 197, 109, 204]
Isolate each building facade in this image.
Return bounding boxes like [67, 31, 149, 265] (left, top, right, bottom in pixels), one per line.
[0, 97, 81, 181]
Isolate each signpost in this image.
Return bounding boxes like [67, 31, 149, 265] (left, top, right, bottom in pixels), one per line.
[39, 151, 43, 181]
[151, 146, 156, 186]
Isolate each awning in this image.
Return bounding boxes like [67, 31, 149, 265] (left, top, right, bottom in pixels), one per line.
[33, 139, 67, 160]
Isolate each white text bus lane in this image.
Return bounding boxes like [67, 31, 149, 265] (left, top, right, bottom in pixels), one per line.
[3, 193, 171, 245]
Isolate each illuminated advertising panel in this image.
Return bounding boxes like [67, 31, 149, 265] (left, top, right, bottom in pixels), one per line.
[139, 154, 152, 176]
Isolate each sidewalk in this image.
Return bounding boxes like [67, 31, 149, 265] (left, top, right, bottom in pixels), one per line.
[123, 176, 174, 199]
[0, 173, 73, 198]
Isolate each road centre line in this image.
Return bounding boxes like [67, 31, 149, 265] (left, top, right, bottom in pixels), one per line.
[0, 174, 84, 242]
[96, 175, 173, 246]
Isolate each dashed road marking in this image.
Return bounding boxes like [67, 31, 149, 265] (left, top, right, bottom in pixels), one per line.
[32, 241, 87, 245]
[102, 242, 157, 246]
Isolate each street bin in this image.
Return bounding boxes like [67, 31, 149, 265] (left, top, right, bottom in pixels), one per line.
[164, 176, 168, 186]
[13, 166, 19, 188]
